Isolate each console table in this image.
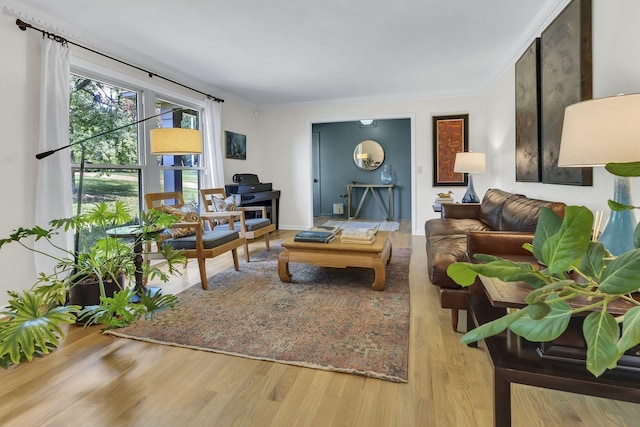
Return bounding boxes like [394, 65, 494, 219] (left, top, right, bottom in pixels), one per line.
[469, 276, 640, 426]
[347, 183, 394, 220]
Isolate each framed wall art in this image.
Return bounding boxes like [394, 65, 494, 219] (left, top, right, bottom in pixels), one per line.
[225, 131, 247, 160]
[515, 38, 542, 182]
[540, 0, 592, 185]
[432, 114, 468, 187]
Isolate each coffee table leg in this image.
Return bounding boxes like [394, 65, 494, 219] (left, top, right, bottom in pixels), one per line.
[372, 257, 386, 291]
[278, 250, 292, 282]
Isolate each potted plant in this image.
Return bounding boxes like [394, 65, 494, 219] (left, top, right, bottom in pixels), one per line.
[0, 201, 186, 368]
[447, 162, 640, 378]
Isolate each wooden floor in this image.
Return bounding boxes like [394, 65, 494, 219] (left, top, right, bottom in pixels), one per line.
[1, 221, 639, 426]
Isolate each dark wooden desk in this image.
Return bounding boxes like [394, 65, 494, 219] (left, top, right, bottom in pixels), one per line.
[469, 277, 640, 427]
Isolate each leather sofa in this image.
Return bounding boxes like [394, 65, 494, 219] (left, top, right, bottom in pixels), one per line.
[424, 188, 566, 331]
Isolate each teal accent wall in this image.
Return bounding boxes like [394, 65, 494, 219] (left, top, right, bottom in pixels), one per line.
[312, 119, 411, 219]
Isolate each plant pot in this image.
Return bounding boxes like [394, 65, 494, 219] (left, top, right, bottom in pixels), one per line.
[69, 273, 125, 307]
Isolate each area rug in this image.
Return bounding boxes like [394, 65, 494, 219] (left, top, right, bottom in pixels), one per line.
[106, 245, 411, 382]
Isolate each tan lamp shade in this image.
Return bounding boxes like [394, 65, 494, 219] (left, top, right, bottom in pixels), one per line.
[454, 152, 486, 173]
[150, 128, 202, 155]
[558, 93, 640, 167]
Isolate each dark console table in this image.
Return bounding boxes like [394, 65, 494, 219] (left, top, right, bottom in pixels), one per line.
[469, 277, 640, 427]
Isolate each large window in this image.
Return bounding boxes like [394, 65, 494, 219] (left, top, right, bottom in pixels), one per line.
[69, 75, 204, 222]
[69, 74, 142, 218]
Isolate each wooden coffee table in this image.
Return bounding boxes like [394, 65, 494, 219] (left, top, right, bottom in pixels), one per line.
[278, 231, 392, 290]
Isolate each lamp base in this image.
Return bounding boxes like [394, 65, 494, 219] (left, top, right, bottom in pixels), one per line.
[461, 174, 479, 203]
[599, 175, 637, 256]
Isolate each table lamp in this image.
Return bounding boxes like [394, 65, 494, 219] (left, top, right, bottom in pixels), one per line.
[558, 93, 640, 255]
[454, 152, 486, 203]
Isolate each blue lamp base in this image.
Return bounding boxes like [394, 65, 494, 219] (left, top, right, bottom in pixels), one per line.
[599, 175, 637, 256]
[461, 174, 479, 203]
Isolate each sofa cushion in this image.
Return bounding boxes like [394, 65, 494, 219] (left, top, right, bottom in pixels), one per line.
[501, 197, 566, 232]
[425, 218, 492, 236]
[479, 188, 519, 230]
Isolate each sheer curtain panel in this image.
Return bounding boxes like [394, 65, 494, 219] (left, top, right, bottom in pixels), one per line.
[202, 98, 225, 189]
[35, 38, 73, 274]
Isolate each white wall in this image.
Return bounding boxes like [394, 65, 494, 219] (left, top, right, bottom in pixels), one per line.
[0, 13, 41, 308]
[484, 0, 640, 216]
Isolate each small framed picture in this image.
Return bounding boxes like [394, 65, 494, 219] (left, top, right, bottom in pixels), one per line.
[432, 114, 468, 186]
[225, 131, 246, 160]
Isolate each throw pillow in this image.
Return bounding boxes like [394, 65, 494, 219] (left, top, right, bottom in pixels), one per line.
[211, 195, 238, 212]
[161, 205, 201, 238]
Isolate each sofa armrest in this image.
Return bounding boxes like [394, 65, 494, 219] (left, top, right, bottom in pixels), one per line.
[467, 231, 535, 259]
[441, 202, 481, 219]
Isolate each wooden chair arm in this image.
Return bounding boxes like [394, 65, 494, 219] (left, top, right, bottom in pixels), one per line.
[200, 211, 245, 231]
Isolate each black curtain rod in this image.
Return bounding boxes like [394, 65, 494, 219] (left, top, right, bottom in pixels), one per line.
[16, 19, 224, 103]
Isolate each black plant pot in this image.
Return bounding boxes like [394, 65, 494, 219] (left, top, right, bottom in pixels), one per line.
[68, 274, 125, 307]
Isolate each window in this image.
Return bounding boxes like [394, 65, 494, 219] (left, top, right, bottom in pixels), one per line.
[69, 75, 205, 225]
[69, 74, 142, 219]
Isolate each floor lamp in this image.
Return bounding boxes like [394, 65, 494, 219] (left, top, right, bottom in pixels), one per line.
[454, 152, 486, 203]
[558, 93, 640, 256]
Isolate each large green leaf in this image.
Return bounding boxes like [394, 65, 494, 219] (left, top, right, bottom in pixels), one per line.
[583, 311, 621, 377]
[447, 260, 540, 288]
[532, 207, 563, 261]
[0, 291, 79, 366]
[540, 206, 593, 274]
[578, 242, 606, 280]
[599, 249, 640, 294]
[510, 294, 572, 341]
[461, 308, 528, 345]
[617, 306, 640, 354]
[605, 161, 640, 177]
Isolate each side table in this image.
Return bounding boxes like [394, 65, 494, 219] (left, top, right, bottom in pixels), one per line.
[469, 278, 640, 426]
[346, 183, 394, 220]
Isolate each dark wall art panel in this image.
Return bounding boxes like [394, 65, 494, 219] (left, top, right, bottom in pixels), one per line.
[515, 38, 541, 182]
[540, 0, 593, 185]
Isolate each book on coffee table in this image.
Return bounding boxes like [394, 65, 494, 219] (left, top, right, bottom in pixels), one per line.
[294, 230, 336, 243]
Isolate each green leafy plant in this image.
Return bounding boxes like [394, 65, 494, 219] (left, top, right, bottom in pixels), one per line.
[447, 205, 640, 377]
[0, 202, 186, 367]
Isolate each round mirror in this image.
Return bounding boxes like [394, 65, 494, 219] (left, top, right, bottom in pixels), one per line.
[353, 139, 384, 170]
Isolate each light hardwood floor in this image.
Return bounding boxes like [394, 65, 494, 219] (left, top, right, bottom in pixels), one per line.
[1, 222, 639, 426]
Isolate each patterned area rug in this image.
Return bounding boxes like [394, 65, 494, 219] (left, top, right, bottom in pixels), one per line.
[106, 245, 411, 382]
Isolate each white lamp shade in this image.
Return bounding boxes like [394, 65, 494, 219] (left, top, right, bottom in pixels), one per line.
[150, 128, 202, 155]
[454, 152, 486, 173]
[558, 93, 640, 167]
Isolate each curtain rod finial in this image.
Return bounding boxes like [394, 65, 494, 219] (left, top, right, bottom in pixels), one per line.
[16, 19, 30, 31]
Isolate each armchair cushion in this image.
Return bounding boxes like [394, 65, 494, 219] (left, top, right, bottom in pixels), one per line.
[167, 229, 241, 250]
[216, 218, 272, 232]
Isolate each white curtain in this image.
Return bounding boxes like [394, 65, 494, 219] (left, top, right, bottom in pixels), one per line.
[201, 99, 225, 189]
[35, 38, 73, 274]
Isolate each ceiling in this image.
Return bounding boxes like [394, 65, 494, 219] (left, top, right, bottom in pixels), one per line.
[6, 0, 563, 108]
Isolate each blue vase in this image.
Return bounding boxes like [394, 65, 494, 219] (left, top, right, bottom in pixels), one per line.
[599, 176, 637, 256]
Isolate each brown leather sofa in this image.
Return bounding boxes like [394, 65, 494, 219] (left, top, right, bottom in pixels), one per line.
[424, 188, 566, 331]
